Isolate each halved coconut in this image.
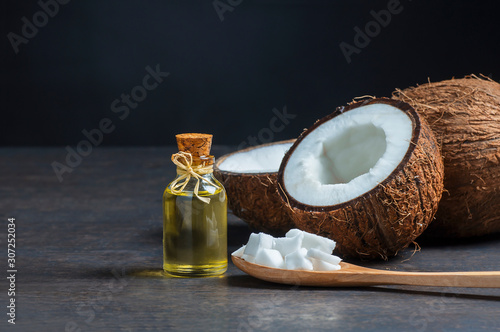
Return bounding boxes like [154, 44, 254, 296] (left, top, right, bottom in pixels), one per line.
[393, 75, 500, 237]
[214, 140, 296, 234]
[277, 98, 444, 259]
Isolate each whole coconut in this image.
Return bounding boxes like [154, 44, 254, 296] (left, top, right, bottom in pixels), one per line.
[393, 75, 500, 237]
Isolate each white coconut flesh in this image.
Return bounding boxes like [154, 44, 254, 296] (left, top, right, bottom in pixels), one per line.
[218, 142, 293, 173]
[283, 104, 413, 206]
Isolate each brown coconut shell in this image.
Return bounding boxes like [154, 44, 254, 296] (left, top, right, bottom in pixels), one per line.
[393, 75, 500, 238]
[214, 140, 296, 235]
[277, 98, 444, 260]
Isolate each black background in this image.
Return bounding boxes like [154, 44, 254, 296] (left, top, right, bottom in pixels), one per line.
[2, 0, 500, 147]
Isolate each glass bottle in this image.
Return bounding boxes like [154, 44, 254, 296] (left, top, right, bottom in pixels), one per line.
[163, 133, 227, 277]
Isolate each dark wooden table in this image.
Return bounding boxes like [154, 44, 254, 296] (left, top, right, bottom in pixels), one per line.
[1, 147, 500, 331]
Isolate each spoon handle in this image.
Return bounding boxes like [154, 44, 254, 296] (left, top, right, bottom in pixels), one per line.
[232, 257, 500, 288]
[348, 269, 500, 288]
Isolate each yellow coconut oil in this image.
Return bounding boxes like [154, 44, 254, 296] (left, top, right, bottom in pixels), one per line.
[162, 133, 227, 277]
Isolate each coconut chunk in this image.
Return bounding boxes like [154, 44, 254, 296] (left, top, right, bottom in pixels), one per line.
[301, 231, 336, 254]
[243, 233, 274, 257]
[273, 232, 304, 256]
[306, 248, 342, 265]
[285, 248, 313, 271]
[311, 260, 341, 271]
[285, 228, 303, 238]
[231, 245, 246, 257]
[241, 254, 255, 263]
[254, 248, 285, 269]
[284, 228, 336, 254]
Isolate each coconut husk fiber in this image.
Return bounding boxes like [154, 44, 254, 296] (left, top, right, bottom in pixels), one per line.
[393, 75, 500, 238]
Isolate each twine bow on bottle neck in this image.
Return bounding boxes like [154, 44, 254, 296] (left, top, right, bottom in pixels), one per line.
[169, 151, 221, 204]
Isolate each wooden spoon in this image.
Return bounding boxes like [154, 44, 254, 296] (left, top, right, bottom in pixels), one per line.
[232, 256, 500, 288]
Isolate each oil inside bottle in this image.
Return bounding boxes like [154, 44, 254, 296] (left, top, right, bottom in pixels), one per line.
[163, 183, 227, 277]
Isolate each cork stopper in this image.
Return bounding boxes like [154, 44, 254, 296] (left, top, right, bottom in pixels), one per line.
[176, 133, 212, 156]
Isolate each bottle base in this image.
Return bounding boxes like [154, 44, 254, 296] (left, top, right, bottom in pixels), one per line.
[163, 262, 227, 278]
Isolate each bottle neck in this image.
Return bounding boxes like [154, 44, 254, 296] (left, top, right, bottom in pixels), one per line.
[175, 166, 214, 176]
[191, 155, 214, 167]
[169, 152, 221, 200]
[172, 153, 215, 177]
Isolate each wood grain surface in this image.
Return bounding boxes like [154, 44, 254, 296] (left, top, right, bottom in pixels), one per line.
[0, 147, 499, 331]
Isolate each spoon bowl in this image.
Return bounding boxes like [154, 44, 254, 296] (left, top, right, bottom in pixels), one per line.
[232, 256, 500, 288]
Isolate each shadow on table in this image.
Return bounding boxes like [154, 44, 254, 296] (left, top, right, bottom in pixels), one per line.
[416, 232, 500, 247]
[81, 267, 229, 280]
[225, 274, 500, 301]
